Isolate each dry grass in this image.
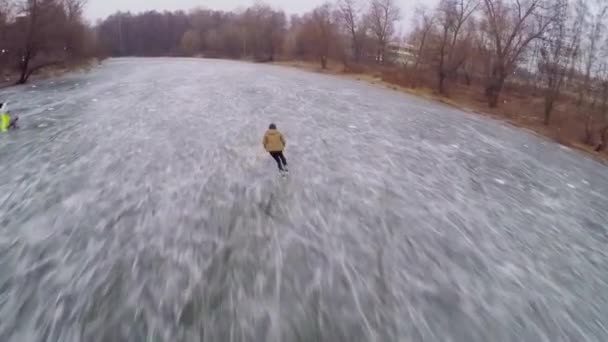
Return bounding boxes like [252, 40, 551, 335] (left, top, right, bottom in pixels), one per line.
[39, 59, 101, 78]
[274, 59, 608, 162]
[1, 59, 100, 88]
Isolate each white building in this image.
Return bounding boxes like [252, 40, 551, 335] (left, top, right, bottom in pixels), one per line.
[387, 43, 416, 65]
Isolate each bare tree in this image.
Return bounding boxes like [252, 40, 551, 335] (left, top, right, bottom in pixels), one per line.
[481, 0, 561, 107]
[596, 64, 608, 151]
[367, 0, 401, 64]
[336, 0, 365, 62]
[312, 3, 335, 69]
[575, 0, 608, 143]
[268, 10, 287, 61]
[180, 29, 200, 56]
[16, 0, 33, 83]
[242, 5, 286, 61]
[458, 18, 479, 85]
[17, 0, 45, 84]
[9, 0, 90, 83]
[63, 0, 88, 60]
[63, 0, 85, 20]
[436, 0, 478, 94]
[0, 0, 97, 83]
[410, 5, 435, 71]
[539, 0, 580, 125]
[0, 0, 11, 32]
[0, 0, 11, 70]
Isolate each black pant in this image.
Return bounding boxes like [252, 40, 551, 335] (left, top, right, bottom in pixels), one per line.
[270, 151, 288, 171]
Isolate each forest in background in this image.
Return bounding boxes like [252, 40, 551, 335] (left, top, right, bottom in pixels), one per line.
[2, 0, 608, 155]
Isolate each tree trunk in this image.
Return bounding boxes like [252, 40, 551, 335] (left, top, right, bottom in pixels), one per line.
[377, 41, 386, 65]
[340, 51, 350, 71]
[414, 35, 428, 71]
[352, 37, 361, 63]
[544, 87, 557, 125]
[17, 51, 31, 85]
[268, 43, 275, 62]
[485, 73, 505, 108]
[544, 96, 554, 126]
[438, 71, 447, 95]
[584, 113, 594, 146]
[321, 55, 327, 69]
[464, 71, 472, 86]
[596, 125, 608, 152]
[437, 43, 446, 95]
[486, 81, 501, 108]
[437, 26, 450, 95]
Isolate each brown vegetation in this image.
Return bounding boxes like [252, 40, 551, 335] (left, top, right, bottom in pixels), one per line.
[0, 0, 98, 85]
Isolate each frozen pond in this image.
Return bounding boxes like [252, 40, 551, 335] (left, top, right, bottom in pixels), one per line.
[1, 58, 607, 342]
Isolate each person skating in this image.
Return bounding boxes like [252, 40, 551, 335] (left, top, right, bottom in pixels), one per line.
[263, 123, 289, 173]
[0, 102, 18, 132]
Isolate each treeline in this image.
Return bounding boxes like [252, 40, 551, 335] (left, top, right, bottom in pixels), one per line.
[97, 6, 287, 61]
[96, 1, 404, 64]
[0, 0, 98, 84]
[408, 0, 608, 150]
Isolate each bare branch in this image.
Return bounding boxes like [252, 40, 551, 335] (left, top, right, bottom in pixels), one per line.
[367, 0, 401, 64]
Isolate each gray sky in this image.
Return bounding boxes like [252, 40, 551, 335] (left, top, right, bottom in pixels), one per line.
[85, 0, 432, 32]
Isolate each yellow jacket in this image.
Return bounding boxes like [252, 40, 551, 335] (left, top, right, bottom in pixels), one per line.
[0, 112, 10, 132]
[263, 129, 285, 152]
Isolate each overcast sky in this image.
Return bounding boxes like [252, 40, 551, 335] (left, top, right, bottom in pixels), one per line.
[85, 0, 434, 31]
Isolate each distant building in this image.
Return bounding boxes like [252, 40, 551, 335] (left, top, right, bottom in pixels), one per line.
[387, 43, 416, 66]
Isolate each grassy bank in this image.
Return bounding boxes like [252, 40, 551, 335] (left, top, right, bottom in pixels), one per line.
[0, 59, 101, 89]
[274, 60, 608, 163]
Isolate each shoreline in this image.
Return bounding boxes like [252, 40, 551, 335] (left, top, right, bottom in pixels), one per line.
[3, 56, 606, 164]
[0, 59, 102, 90]
[273, 60, 608, 164]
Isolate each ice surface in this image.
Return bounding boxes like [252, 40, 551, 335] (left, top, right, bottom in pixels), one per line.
[0, 58, 607, 342]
